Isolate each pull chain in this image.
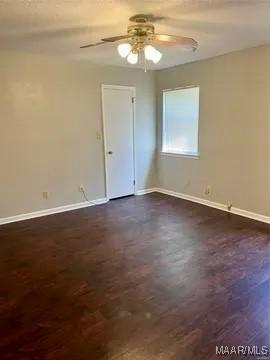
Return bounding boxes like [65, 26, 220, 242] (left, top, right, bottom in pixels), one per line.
[144, 50, 147, 72]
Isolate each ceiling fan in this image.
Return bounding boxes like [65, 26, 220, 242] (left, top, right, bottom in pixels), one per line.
[80, 14, 198, 69]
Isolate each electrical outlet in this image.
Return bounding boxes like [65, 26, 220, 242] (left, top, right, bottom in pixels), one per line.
[42, 191, 49, 199]
[78, 184, 84, 192]
[205, 185, 211, 195]
[227, 203, 233, 211]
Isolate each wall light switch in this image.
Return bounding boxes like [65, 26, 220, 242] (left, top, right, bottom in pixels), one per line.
[96, 131, 101, 140]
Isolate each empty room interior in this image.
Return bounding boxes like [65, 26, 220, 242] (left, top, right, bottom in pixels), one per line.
[0, 1, 270, 359]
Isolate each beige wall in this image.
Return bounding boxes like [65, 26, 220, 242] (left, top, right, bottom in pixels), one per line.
[0, 52, 156, 218]
[156, 45, 270, 216]
[1, 45, 269, 220]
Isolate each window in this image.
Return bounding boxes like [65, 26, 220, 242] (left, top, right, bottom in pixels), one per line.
[162, 86, 200, 157]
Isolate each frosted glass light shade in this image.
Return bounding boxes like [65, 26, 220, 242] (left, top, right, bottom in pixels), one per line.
[151, 49, 162, 63]
[144, 45, 156, 60]
[144, 45, 162, 63]
[127, 52, 138, 64]
[117, 43, 131, 58]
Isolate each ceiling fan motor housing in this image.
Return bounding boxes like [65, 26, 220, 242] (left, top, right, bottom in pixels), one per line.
[129, 14, 155, 23]
[127, 24, 154, 51]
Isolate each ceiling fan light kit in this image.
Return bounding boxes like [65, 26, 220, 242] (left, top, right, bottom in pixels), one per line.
[118, 43, 162, 65]
[81, 14, 198, 70]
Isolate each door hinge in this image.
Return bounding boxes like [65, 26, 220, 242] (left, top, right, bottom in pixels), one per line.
[132, 97, 135, 104]
[133, 180, 135, 185]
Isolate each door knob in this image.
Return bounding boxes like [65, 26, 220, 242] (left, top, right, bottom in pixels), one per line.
[108, 151, 113, 155]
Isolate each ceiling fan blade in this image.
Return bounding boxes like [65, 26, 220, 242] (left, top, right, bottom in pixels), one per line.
[153, 34, 198, 50]
[81, 35, 130, 48]
[80, 41, 106, 49]
[101, 35, 130, 42]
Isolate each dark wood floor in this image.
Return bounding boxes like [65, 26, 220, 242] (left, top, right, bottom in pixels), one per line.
[0, 193, 269, 360]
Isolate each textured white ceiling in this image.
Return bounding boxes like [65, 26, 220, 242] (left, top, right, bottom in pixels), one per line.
[0, 0, 269, 69]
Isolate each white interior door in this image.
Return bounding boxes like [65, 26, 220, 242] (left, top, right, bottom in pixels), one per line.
[102, 85, 135, 199]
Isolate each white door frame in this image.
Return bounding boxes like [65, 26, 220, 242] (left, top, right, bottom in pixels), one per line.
[101, 84, 136, 200]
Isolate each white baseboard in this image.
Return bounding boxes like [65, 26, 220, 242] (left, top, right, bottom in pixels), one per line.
[0, 198, 108, 226]
[1, 188, 269, 226]
[135, 188, 157, 196]
[136, 187, 270, 224]
[155, 187, 270, 224]
[227, 207, 270, 224]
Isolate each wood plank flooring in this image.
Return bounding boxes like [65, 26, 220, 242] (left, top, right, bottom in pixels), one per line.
[0, 193, 269, 359]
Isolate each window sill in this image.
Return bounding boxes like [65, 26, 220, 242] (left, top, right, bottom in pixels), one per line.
[160, 151, 200, 159]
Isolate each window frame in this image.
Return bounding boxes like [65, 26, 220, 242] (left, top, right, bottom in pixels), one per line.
[161, 85, 200, 159]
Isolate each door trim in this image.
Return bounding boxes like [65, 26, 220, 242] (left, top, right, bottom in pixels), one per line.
[101, 84, 136, 200]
